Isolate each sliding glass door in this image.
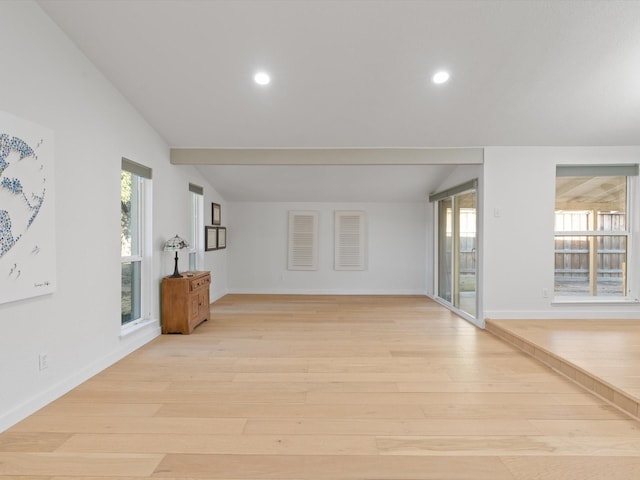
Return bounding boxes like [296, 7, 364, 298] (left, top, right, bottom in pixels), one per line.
[454, 191, 477, 317]
[438, 198, 453, 303]
[434, 185, 477, 318]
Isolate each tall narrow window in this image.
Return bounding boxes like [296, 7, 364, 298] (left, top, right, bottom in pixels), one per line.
[121, 158, 151, 326]
[431, 180, 477, 318]
[555, 164, 637, 298]
[189, 183, 204, 271]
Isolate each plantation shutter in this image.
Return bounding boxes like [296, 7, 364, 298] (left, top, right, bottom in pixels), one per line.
[335, 211, 366, 271]
[288, 211, 319, 271]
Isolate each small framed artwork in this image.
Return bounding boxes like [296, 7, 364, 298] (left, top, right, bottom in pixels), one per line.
[212, 203, 221, 225]
[205, 226, 218, 251]
[217, 227, 227, 249]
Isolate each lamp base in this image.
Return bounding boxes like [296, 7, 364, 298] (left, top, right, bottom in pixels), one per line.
[168, 251, 182, 278]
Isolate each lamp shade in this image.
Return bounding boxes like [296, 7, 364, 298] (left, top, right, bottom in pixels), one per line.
[164, 235, 190, 252]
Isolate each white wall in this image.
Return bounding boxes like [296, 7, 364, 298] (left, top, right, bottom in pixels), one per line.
[483, 146, 640, 319]
[228, 202, 427, 294]
[201, 191, 228, 301]
[0, 1, 226, 431]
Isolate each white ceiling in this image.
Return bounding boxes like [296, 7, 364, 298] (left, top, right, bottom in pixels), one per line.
[37, 0, 640, 201]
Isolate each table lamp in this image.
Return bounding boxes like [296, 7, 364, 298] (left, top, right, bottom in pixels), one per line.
[164, 234, 190, 278]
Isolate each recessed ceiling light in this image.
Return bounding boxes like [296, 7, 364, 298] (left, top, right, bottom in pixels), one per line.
[432, 71, 450, 84]
[254, 71, 271, 86]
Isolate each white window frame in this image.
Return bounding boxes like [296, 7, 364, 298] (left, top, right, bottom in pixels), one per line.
[188, 184, 204, 271]
[121, 159, 152, 330]
[554, 165, 638, 302]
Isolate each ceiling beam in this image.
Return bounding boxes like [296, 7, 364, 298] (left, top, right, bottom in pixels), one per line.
[170, 148, 483, 166]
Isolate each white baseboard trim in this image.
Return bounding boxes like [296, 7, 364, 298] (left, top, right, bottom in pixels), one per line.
[484, 310, 640, 320]
[0, 321, 160, 433]
[211, 288, 228, 303]
[227, 288, 426, 296]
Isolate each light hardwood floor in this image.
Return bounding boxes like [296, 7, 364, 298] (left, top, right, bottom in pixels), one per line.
[487, 319, 640, 420]
[2, 295, 640, 479]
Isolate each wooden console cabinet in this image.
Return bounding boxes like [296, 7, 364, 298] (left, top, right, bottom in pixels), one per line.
[161, 271, 211, 334]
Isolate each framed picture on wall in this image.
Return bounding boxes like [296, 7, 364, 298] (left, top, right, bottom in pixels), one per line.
[217, 227, 227, 249]
[205, 226, 218, 251]
[212, 203, 221, 225]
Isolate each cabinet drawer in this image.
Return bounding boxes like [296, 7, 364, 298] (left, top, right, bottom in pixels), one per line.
[190, 275, 211, 291]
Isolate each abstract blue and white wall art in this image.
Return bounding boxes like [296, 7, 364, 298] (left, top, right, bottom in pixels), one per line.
[0, 111, 56, 304]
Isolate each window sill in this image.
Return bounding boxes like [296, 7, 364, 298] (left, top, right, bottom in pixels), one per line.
[552, 297, 640, 306]
[120, 318, 159, 338]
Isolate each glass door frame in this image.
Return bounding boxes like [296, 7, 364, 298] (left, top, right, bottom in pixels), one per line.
[431, 179, 481, 327]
